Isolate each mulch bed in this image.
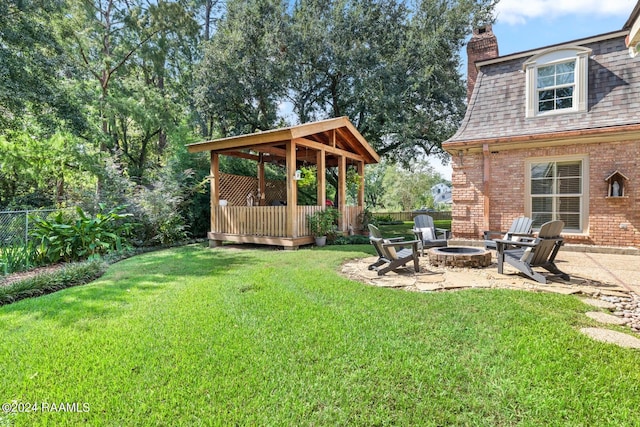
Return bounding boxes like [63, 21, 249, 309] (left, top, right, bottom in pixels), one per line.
[0, 264, 67, 287]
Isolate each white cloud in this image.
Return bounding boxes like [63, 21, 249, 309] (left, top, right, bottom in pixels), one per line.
[495, 0, 636, 25]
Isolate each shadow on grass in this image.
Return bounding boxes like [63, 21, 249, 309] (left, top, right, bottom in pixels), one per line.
[0, 245, 259, 325]
[312, 244, 375, 255]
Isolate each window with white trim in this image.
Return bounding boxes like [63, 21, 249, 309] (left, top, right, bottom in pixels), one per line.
[526, 156, 589, 233]
[524, 47, 591, 118]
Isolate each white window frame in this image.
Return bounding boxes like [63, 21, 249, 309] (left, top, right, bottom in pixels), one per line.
[524, 155, 589, 234]
[524, 46, 591, 118]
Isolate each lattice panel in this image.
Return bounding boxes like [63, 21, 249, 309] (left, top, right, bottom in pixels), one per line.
[264, 180, 287, 205]
[219, 173, 286, 206]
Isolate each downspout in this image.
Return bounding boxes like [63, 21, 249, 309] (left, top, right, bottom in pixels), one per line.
[483, 143, 491, 235]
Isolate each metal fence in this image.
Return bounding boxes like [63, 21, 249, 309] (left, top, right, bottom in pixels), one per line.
[0, 209, 62, 244]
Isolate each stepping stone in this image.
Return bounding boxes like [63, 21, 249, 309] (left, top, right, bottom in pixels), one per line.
[416, 272, 445, 283]
[585, 311, 629, 325]
[469, 282, 493, 288]
[581, 298, 616, 310]
[441, 282, 471, 290]
[599, 289, 630, 298]
[443, 271, 491, 288]
[580, 328, 640, 349]
[416, 282, 443, 291]
[538, 285, 581, 295]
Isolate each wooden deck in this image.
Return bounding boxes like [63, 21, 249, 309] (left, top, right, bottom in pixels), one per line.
[209, 205, 363, 248]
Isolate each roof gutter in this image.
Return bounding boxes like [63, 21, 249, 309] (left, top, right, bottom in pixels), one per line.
[443, 123, 640, 154]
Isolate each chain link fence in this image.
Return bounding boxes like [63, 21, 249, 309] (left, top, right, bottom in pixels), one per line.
[0, 209, 70, 245]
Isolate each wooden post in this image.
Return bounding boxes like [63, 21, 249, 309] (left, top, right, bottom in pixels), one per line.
[286, 141, 298, 237]
[338, 155, 346, 231]
[357, 161, 365, 207]
[258, 153, 266, 206]
[209, 152, 222, 247]
[317, 149, 326, 208]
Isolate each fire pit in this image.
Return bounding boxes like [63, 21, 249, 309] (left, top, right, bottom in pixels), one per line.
[428, 247, 492, 268]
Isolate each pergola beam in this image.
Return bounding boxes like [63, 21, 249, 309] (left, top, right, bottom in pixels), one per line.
[293, 137, 366, 163]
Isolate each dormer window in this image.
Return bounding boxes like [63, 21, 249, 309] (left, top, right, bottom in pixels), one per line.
[524, 46, 591, 118]
[537, 61, 575, 112]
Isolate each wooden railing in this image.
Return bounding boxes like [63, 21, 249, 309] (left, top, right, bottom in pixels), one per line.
[211, 205, 364, 237]
[343, 206, 363, 231]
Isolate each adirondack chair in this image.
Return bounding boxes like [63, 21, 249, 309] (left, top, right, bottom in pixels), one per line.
[496, 220, 569, 284]
[368, 224, 420, 275]
[412, 214, 449, 256]
[483, 216, 533, 250]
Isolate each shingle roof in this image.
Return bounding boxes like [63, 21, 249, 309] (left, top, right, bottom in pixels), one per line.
[445, 34, 640, 145]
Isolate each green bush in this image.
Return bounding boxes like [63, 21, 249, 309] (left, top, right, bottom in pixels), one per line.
[0, 259, 107, 306]
[330, 234, 370, 245]
[374, 214, 398, 224]
[0, 239, 42, 276]
[132, 182, 189, 246]
[30, 204, 133, 263]
[307, 208, 341, 237]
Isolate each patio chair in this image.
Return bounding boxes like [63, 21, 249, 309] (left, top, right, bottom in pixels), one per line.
[483, 216, 533, 250]
[412, 214, 449, 256]
[496, 220, 569, 284]
[368, 224, 420, 275]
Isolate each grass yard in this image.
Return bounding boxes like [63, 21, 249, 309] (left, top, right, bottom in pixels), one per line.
[1, 243, 639, 426]
[377, 220, 451, 241]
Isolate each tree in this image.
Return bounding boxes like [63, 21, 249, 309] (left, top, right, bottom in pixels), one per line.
[381, 162, 443, 211]
[364, 162, 387, 209]
[195, 0, 290, 138]
[61, 0, 202, 182]
[197, 0, 496, 162]
[372, 0, 496, 164]
[0, 131, 98, 209]
[0, 0, 86, 134]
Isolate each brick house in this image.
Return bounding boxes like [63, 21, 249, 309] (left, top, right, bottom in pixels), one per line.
[443, 4, 640, 248]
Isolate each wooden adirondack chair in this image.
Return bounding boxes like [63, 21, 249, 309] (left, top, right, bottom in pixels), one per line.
[368, 224, 420, 275]
[412, 214, 449, 256]
[484, 216, 533, 250]
[496, 220, 569, 284]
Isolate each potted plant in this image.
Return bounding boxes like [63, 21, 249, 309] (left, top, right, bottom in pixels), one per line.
[307, 208, 340, 246]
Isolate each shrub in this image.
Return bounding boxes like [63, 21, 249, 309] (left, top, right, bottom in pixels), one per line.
[306, 208, 341, 238]
[30, 204, 134, 263]
[132, 181, 189, 246]
[374, 214, 395, 223]
[0, 259, 107, 306]
[330, 235, 370, 245]
[0, 239, 42, 276]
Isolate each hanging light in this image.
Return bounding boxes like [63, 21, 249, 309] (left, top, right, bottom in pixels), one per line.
[294, 170, 302, 180]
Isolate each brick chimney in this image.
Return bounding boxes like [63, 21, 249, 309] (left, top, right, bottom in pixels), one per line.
[466, 25, 499, 102]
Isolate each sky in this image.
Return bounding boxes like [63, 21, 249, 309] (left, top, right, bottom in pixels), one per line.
[430, 0, 637, 180]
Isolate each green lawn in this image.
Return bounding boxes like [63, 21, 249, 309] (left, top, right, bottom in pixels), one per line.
[1, 243, 639, 426]
[376, 220, 451, 240]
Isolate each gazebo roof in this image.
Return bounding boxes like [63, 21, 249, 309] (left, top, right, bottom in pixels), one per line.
[186, 116, 380, 166]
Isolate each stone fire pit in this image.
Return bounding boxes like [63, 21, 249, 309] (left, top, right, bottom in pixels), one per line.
[428, 247, 492, 268]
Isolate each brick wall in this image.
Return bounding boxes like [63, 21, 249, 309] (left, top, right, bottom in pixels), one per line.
[450, 139, 640, 247]
[451, 153, 485, 238]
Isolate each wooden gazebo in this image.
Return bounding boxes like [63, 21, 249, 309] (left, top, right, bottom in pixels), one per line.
[186, 117, 380, 249]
